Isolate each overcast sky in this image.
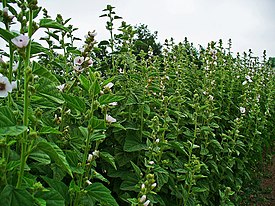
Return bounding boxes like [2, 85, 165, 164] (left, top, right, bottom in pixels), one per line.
[2, 0, 275, 57]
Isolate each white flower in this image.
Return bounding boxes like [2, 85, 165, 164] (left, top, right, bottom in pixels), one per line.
[56, 84, 65, 92]
[74, 56, 84, 65]
[0, 74, 12, 98]
[3, 7, 8, 15]
[0, 57, 5, 64]
[104, 82, 114, 89]
[155, 138, 160, 143]
[73, 66, 84, 72]
[11, 34, 29, 48]
[118, 68, 124, 74]
[87, 59, 93, 65]
[109, 102, 118, 106]
[242, 80, 247, 85]
[139, 195, 147, 203]
[106, 114, 116, 123]
[143, 200, 150, 206]
[209, 95, 214, 101]
[148, 161, 154, 165]
[245, 75, 253, 83]
[13, 62, 19, 72]
[240, 107, 246, 114]
[141, 183, 145, 189]
[11, 81, 17, 90]
[86, 180, 92, 185]
[92, 150, 100, 157]
[87, 154, 93, 162]
[151, 183, 157, 188]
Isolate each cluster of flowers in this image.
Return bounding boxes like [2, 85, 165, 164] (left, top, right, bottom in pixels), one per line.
[0, 34, 30, 98]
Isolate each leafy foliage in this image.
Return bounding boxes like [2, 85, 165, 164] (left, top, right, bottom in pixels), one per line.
[0, 1, 274, 206]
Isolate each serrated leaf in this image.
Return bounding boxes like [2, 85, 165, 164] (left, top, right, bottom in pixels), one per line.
[35, 188, 65, 206]
[39, 126, 62, 135]
[0, 185, 35, 206]
[124, 136, 147, 152]
[31, 42, 50, 55]
[86, 182, 118, 206]
[99, 94, 125, 105]
[0, 28, 15, 43]
[89, 117, 106, 130]
[100, 152, 117, 170]
[0, 106, 16, 127]
[36, 141, 72, 177]
[63, 93, 86, 112]
[0, 126, 27, 136]
[39, 19, 70, 32]
[41, 176, 69, 205]
[79, 74, 90, 91]
[130, 161, 142, 178]
[32, 62, 60, 84]
[29, 150, 51, 165]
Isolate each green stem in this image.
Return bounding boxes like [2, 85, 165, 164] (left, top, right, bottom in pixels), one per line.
[16, 8, 33, 189]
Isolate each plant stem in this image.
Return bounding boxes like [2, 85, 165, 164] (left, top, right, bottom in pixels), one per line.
[16, 8, 33, 189]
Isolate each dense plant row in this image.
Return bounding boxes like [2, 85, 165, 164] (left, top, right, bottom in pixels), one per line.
[0, 1, 274, 205]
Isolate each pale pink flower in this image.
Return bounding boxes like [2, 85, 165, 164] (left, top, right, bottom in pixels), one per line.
[11, 35, 29, 48]
[240, 107, 246, 114]
[56, 84, 65, 92]
[74, 56, 84, 65]
[86, 180, 92, 185]
[0, 74, 12, 97]
[139, 195, 147, 203]
[104, 82, 114, 89]
[143, 200, 150, 206]
[106, 114, 116, 123]
[151, 183, 157, 188]
[87, 154, 93, 162]
[11, 81, 17, 90]
[109, 102, 118, 106]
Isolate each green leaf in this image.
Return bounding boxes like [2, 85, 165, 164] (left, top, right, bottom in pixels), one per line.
[39, 126, 62, 135]
[99, 94, 125, 105]
[31, 42, 50, 55]
[100, 152, 117, 170]
[41, 176, 69, 205]
[0, 106, 16, 127]
[154, 165, 169, 189]
[36, 141, 73, 177]
[63, 93, 86, 112]
[91, 80, 100, 96]
[89, 117, 106, 130]
[0, 126, 27, 136]
[130, 161, 142, 178]
[209, 139, 223, 150]
[192, 187, 208, 193]
[91, 132, 106, 141]
[0, 185, 35, 206]
[39, 19, 70, 32]
[29, 150, 51, 165]
[79, 126, 88, 139]
[79, 74, 90, 91]
[0, 28, 15, 43]
[124, 136, 147, 152]
[32, 62, 60, 84]
[86, 182, 119, 206]
[35, 188, 65, 206]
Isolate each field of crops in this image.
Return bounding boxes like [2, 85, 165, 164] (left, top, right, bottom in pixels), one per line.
[0, 1, 274, 206]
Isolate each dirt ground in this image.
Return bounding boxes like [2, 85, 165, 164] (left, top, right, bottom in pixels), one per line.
[257, 154, 275, 206]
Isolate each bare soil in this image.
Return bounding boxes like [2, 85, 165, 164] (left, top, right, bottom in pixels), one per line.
[257, 154, 275, 206]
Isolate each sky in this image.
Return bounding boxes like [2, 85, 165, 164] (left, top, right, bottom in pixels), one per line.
[2, 0, 275, 57]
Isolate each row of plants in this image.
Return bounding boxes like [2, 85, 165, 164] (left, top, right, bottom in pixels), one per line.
[0, 1, 274, 205]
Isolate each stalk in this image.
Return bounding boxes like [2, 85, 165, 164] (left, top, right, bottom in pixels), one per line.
[16, 8, 33, 188]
